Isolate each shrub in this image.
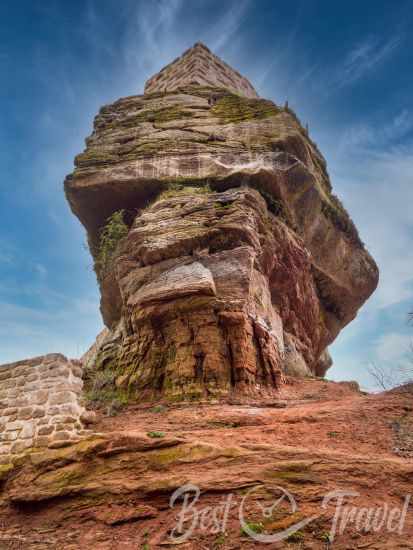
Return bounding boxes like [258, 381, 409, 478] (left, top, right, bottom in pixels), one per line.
[286, 530, 305, 543]
[84, 368, 129, 415]
[240, 522, 264, 536]
[147, 431, 165, 438]
[321, 197, 363, 248]
[95, 210, 128, 279]
[157, 181, 212, 201]
[150, 405, 167, 414]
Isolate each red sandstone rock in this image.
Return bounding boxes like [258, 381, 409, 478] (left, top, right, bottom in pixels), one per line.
[0, 380, 412, 548]
[65, 44, 378, 400]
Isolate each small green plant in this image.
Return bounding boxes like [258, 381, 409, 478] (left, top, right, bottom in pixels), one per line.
[106, 397, 127, 417]
[147, 431, 165, 438]
[84, 369, 129, 414]
[215, 201, 233, 211]
[150, 405, 167, 414]
[321, 198, 363, 247]
[319, 531, 332, 543]
[95, 210, 128, 279]
[214, 533, 226, 546]
[208, 420, 240, 428]
[327, 431, 340, 438]
[240, 522, 264, 536]
[157, 181, 212, 201]
[286, 529, 305, 543]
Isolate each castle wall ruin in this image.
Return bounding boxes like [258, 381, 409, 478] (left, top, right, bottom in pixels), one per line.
[0, 354, 88, 464]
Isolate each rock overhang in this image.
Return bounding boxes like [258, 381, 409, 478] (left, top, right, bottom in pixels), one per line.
[64, 86, 329, 248]
[63, 44, 379, 393]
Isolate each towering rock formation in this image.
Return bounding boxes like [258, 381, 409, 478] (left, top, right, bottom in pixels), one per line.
[65, 43, 378, 401]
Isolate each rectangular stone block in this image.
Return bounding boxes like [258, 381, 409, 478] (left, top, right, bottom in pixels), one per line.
[48, 404, 81, 416]
[34, 436, 50, 447]
[54, 382, 82, 393]
[37, 425, 54, 436]
[55, 424, 76, 432]
[49, 391, 77, 406]
[52, 431, 73, 440]
[31, 389, 49, 405]
[51, 415, 76, 424]
[32, 407, 46, 419]
[1, 431, 18, 441]
[12, 366, 32, 377]
[37, 418, 49, 426]
[6, 421, 23, 432]
[41, 366, 70, 379]
[14, 397, 29, 407]
[20, 424, 35, 439]
[11, 439, 32, 454]
[3, 408, 17, 416]
[18, 407, 33, 420]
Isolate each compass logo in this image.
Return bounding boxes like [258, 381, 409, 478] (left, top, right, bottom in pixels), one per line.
[239, 485, 317, 543]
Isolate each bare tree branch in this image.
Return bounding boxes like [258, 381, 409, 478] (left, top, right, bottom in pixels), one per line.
[367, 363, 393, 391]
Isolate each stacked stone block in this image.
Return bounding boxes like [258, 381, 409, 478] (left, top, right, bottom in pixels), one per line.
[0, 354, 88, 464]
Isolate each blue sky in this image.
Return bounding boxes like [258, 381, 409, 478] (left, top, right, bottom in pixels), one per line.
[1, 0, 413, 389]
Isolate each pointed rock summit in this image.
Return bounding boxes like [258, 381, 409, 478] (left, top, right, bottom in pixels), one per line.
[144, 42, 258, 98]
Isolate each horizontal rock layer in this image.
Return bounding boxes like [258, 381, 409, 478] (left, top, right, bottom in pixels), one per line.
[0, 382, 412, 548]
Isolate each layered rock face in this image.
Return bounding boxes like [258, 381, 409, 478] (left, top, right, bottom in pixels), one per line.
[66, 43, 378, 401]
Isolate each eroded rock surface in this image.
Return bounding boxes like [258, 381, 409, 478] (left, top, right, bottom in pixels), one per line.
[65, 43, 379, 400]
[0, 380, 412, 549]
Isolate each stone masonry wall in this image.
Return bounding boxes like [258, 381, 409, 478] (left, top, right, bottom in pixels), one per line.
[0, 354, 88, 464]
[144, 42, 258, 98]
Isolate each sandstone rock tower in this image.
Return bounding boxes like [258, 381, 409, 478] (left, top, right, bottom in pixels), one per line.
[65, 43, 379, 401]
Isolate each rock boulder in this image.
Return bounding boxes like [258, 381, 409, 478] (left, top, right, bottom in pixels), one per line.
[65, 43, 378, 400]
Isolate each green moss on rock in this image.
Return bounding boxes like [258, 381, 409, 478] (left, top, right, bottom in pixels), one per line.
[95, 210, 129, 281]
[211, 94, 281, 124]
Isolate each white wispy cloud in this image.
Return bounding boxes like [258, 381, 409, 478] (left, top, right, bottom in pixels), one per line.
[375, 332, 412, 362]
[121, 0, 186, 88]
[327, 34, 403, 92]
[202, 0, 251, 53]
[338, 110, 413, 152]
[0, 296, 102, 365]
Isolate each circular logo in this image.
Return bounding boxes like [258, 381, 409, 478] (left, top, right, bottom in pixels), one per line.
[239, 485, 316, 543]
